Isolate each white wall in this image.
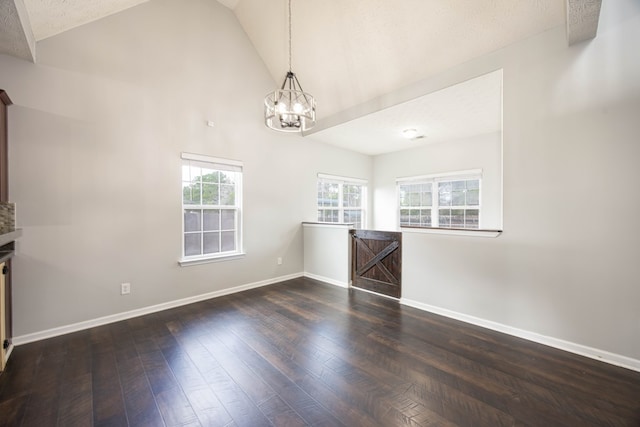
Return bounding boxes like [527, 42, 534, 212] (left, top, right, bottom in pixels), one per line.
[374, 131, 502, 230]
[303, 223, 351, 287]
[374, 0, 640, 365]
[0, 0, 372, 337]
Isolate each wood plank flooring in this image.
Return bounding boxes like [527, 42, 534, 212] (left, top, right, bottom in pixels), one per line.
[1, 277, 639, 426]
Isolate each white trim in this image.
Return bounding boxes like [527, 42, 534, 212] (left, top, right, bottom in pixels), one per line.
[317, 173, 368, 184]
[400, 298, 640, 373]
[303, 272, 349, 288]
[3, 342, 13, 365]
[401, 227, 501, 238]
[396, 169, 482, 183]
[178, 252, 246, 267]
[181, 152, 243, 168]
[302, 222, 354, 229]
[351, 285, 399, 301]
[12, 272, 304, 346]
[181, 155, 244, 259]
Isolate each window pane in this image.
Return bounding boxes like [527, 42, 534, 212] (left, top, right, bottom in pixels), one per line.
[317, 182, 322, 205]
[201, 169, 218, 183]
[400, 209, 410, 225]
[203, 209, 220, 231]
[439, 209, 451, 227]
[202, 183, 217, 204]
[221, 209, 235, 230]
[408, 191, 420, 206]
[220, 184, 235, 205]
[450, 209, 465, 227]
[421, 191, 432, 207]
[409, 209, 420, 224]
[182, 165, 191, 181]
[203, 232, 220, 254]
[467, 179, 479, 190]
[399, 186, 409, 207]
[439, 182, 452, 206]
[189, 165, 202, 182]
[452, 190, 465, 206]
[184, 209, 201, 232]
[328, 189, 339, 206]
[344, 210, 361, 225]
[220, 171, 235, 185]
[452, 180, 466, 190]
[184, 233, 201, 256]
[318, 181, 338, 207]
[343, 185, 362, 208]
[221, 231, 236, 252]
[183, 182, 201, 204]
[466, 209, 479, 228]
[467, 189, 479, 206]
[419, 209, 431, 226]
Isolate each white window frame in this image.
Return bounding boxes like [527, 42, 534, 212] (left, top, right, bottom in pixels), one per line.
[397, 169, 482, 229]
[179, 152, 244, 266]
[317, 173, 368, 229]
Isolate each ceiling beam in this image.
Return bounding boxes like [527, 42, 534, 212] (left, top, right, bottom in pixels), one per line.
[566, 0, 602, 45]
[0, 0, 36, 62]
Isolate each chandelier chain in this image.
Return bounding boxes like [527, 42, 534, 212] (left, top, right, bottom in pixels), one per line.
[264, 0, 315, 132]
[288, 0, 292, 72]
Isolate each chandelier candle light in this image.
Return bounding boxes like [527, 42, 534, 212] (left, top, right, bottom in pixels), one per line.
[264, 0, 316, 132]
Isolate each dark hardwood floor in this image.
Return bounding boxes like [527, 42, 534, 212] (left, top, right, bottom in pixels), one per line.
[1, 277, 639, 426]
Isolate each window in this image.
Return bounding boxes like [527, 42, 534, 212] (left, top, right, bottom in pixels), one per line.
[398, 170, 481, 229]
[181, 153, 243, 264]
[317, 174, 367, 229]
[399, 182, 433, 226]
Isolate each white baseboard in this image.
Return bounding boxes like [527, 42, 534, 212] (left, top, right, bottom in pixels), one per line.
[2, 343, 13, 367]
[12, 272, 304, 346]
[303, 272, 349, 288]
[401, 298, 640, 373]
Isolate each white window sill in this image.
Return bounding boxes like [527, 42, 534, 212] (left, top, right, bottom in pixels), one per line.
[400, 226, 502, 238]
[302, 222, 355, 229]
[178, 252, 246, 267]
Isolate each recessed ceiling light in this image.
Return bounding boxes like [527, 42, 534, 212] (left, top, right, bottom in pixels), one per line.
[402, 128, 419, 139]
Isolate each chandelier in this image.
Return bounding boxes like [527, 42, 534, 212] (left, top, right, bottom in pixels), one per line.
[264, 0, 316, 132]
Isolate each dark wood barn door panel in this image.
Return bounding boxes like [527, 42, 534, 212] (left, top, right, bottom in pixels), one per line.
[350, 230, 401, 298]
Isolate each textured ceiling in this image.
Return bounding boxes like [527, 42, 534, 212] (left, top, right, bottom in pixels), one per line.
[0, 0, 35, 61]
[307, 70, 502, 156]
[23, 0, 149, 40]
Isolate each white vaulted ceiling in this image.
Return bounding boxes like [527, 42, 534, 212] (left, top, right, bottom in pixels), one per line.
[0, 0, 601, 155]
[234, 0, 564, 119]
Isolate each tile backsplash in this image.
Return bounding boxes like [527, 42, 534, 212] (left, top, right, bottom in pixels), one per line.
[0, 202, 15, 233]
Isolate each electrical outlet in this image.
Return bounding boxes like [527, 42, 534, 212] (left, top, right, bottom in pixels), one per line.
[121, 282, 131, 295]
[277, 257, 283, 265]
